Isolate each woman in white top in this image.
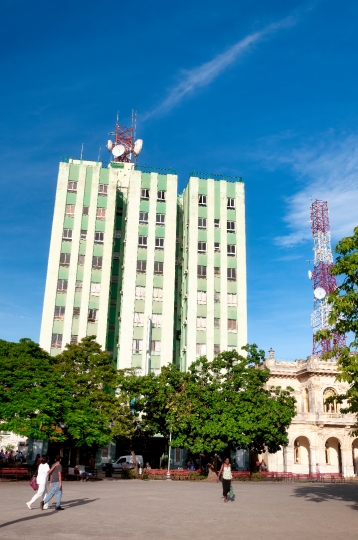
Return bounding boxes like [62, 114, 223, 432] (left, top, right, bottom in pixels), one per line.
[26, 456, 50, 510]
[217, 457, 232, 503]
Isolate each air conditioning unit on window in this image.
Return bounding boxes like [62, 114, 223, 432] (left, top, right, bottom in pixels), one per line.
[183, 319, 187, 325]
[120, 290, 123, 295]
[178, 315, 182, 320]
[121, 264, 125, 269]
[184, 294, 188, 299]
[123, 239, 126, 243]
[125, 217, 128, 221]
[182, 347, 187, 352]
[186, 221, 189, 226]
[184, 269, 188, 274]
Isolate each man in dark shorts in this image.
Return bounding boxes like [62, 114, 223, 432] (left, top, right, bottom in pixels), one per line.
[42, 455, 64, 511]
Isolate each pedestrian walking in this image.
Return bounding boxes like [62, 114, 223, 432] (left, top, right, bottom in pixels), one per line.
[42, 455, 64, 511]
[26, 456, 50, 510]
[217, 457, 233, 503]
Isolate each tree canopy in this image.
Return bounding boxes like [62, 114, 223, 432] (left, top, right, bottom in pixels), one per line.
[316, 226, 358, 429]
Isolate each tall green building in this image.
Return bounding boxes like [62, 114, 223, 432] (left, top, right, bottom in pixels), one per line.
[40, 158, 247, 371]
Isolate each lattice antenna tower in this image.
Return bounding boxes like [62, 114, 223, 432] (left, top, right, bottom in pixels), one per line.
[107, 110, 142, 163]
[310, 199, 345, 355]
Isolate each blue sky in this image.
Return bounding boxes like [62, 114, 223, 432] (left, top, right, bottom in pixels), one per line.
[1, 0, 357, 359]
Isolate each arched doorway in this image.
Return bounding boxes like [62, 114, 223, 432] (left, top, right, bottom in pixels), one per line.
[325, 437, 342, 473]
[323, 388, 338, 413]
[352, 439, 358, 476]
[293, 436, 310, 473]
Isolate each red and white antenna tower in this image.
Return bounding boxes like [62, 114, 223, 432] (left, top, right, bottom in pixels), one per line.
[106, 110, 143, 163]
[310, 200, 345, 355]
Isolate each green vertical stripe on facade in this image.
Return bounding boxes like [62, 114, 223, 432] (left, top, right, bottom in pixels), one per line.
[99, 167, 109, 184]
[157, 174, 167, 190]
[69, 165, 80, 181]
[83, 167, 93, 206]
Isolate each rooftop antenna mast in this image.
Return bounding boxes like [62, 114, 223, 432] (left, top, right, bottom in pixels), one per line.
[309, 200, 345, 356]
[106, 111, 143, 164]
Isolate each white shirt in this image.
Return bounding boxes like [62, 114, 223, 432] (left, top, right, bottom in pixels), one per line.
[37, 463, 50, 485]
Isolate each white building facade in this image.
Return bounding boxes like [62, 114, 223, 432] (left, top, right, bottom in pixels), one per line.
[264, 350, 358, 477]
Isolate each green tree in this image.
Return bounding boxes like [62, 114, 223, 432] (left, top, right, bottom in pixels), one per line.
[316, 226, 358, 429]
[0, 338, 64, 441]
[120, 345, 296, 478]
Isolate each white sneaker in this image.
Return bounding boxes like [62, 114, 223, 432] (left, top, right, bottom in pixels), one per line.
[26, 502, 32, 510]
[43, 504, 49, 510]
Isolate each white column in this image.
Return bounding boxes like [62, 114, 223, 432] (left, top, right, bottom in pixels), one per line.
[206, 179, 215, 361]
[62, 164, 86, 347]
[161, 174, 178, 366]
[141, 173, 158, 370]
[235, 181, 247, 349]
[40, 162, 70, 351]
[186, 178, 199, 368]
[220, 181, 228, 351]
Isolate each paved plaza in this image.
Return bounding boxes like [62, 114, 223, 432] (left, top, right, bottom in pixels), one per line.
[0, 479, 357, 539]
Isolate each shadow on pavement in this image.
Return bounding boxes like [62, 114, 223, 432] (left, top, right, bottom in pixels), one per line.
[292, 484, 358, 511]
[0, 498, 99, 529]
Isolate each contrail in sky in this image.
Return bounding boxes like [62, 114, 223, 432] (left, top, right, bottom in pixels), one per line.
[143, 16, 297, 120]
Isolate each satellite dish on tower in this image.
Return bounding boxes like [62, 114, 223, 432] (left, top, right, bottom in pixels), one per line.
[107, 140, 113, 152]
[133, 139, 143, 156]
[112, 144, 125, 157]
[314, 287, 326, 300]
[308, 270, 313, 280]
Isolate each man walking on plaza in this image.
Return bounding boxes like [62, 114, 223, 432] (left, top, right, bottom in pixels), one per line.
[41, 455, 64, 511]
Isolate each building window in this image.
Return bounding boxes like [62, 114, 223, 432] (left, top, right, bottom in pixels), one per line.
[135, 286, 146, 299]
[198, 194, 207, 206]
[113, 252, 120, 260]
[156, 213, 165, 226]
[214, 344, 220, 355]
[157, 190, 166, 201]
[51, 334, 62, 348]
[83, 206, 89, 216]
[154, 261, 164, 274]
[197, 291, 207, 304]
[80, 230, 87, 240]
[96, 208, 106, 220]
[214, 318, 220, 329]
[116, 208, 123, 216]
[227, 346, 237, 352]
[141, 188, 150, 200]
[323, 388, 338, 413]
[228, 319, 237, 332]
[227, 268, 236, 281]
[152, 313, 162, 327]
[132, 339, 143, 353]
[88, 308, 98, 322]
[227, 293, 237, 306]
[151, 340, 161, 354]
[227, 244, 236, 256]
[196, 343, 206, 357]
[175, 448, 182, 464]
[73, 307, 80, 317]
[198, 241, 207, 253]
[62, 229, 72, 241]
[60, 253, 71, 267]
[68, 181, 77, 192]
[198, 218, 207, 229]
[92, 256, 102, 269]
[227, 198, 235, 209]
[94, 232, 104, 244]
[90, 282, 101, 296]
[197, 317, 207, 330]
[137, 260, 147, 273]
[57, 279, 68, 292]
[214, 219, 220, 228]
[197, 265, 207, 278]
[214, 242, 220, 252]
[138, 236, 148, 248]
[98, 184, 108, 196]
[75, 280, 83, 291]
[304, 389, 310, 413]
[214, 267, 220, 276]
[114, 230, 121, 238]
[155, 237, 164, 250]
[227, 221, 236, 233]
[70, 335, 78, 344]
[139, 211, 149, 224]
[153, 287, 163, 301]
[65, 205, 75, 217]
[78, 254, 85, 265]
[134, 312, 145, 326]
[108, 323, 115, 332]
[110, 299, 117, 307]
[214, 292, 220, 303]
[54, 306, 65, 320]
[111, 275, 118, 284]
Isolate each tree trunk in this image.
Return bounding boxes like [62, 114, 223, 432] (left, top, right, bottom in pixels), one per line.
[129, 439, 138, 478]
[207, 454, 219, 482]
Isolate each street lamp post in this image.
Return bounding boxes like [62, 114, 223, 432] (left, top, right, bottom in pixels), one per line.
[166, 432, 172, 480]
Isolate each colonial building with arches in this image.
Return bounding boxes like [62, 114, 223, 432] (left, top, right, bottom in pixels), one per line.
[264, 349, 358, 477]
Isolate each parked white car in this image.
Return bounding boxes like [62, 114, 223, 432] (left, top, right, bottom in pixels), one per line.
[102, 455, 144, 471]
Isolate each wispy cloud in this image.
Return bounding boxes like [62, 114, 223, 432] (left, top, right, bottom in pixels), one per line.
[143, 17, 297, 120]
[260, 133, 358, 247]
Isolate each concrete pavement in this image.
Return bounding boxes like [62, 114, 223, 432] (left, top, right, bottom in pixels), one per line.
[0, 479, 357, 539]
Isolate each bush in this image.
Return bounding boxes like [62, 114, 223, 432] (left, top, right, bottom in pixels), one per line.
[121, 468, 136, 479]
